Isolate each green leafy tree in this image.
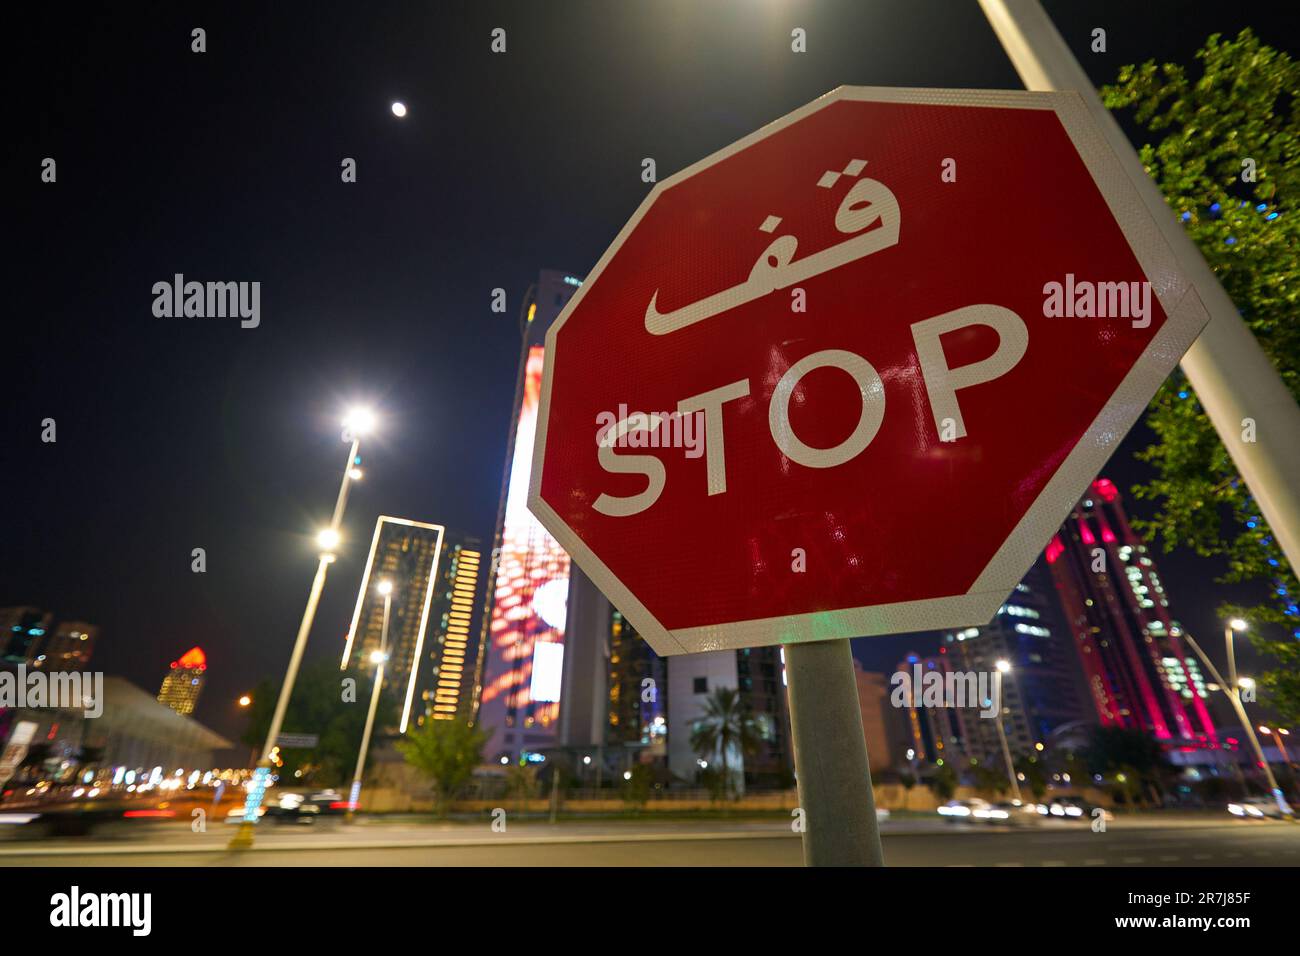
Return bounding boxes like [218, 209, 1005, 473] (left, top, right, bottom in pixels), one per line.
[1083, 727, 1168, 807]
[1014, 755, 1048, 801]
[1101, 29, 1300, 723]
[688, 686, 763, 799]
[396, 717, 489, 817]
[898, 771, 917, 810]
[241, 660, 399, 785]
[622, 763, 654, 811]
[928, 762, 958, 802]
[505, 762, 538, 815]
[972, 762, 1009, 798]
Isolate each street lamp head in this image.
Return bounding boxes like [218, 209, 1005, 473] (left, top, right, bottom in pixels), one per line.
[342, 408, 376, 436]
[369, 650, 387, 665]
[1238, 677, 1256, 691]
[377, 580, 393, 596]
[995, 659, 1011, 673]
[348, 467, 364, 480]
[1228, 617, 1249, 632]
[317, 528, 340, 550]
[1258, 725, 1272, 735]
[238, 695, 252, 707]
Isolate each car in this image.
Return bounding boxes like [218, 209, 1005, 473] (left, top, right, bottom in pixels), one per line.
[937, 798, 1010, 822]
[1228, 797, 1290, 819]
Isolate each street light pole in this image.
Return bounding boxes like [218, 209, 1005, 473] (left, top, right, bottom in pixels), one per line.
[994, 660, 1023, 804]
[348, 581, 392, 823]
[1182, 621, 1292, 817]
[229, 409, 373, 850]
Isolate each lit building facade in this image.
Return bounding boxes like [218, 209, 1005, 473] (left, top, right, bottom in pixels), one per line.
[606, 609, 667, 755]
[0, 607, 53, 664]
[157, 646, 207, 716]
[1045, 477, 1218, 750]
[32, 621, 99, 671]
[941, 560, 1089, 763]
[477, 270, 585, 762]
[894, 651, 972, 767]
[340, 517, 486, 731]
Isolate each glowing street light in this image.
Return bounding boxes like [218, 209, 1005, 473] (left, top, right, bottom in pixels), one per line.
[1180, 622, 1292, 818]
[238, 695, 252, 708]
[992, 659, 1022, 804]
[342, 407, 376, 437]
[390, 102, 407, 118]
[230, 404, 377, 850]
[348, 580, 395, 822]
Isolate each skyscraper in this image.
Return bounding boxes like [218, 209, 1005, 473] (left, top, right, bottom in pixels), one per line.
[422, 534, 485, 724]
[941, 559, 1089, 762]
[32, 621, 99, 671]
[477, 270, 587, 763]
[606, 608, 667, 757]
[0, 607, 53, 664]
[1045, 477, 1218, 750]
[340, 517, 486, 731]
[158, 646, 207, 716]
[893, 651, 973, 766]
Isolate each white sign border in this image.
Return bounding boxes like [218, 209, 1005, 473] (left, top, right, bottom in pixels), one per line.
[528, 85, 1209, 656]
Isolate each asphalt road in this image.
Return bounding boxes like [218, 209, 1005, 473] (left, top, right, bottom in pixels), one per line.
[1, 816, 1297, 866]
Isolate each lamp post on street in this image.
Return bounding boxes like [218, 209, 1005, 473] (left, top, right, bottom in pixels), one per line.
[229, 408, 375, 849]
[348, 579, 392, 823]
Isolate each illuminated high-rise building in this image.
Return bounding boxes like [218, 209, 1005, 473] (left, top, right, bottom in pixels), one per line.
[340, 517, 486, 732]
[606, 609, 667, 755]
[158, 646, 207, 716]
[477, 269, 592, 763]
[32, 621, 99, 671]
[1045, 477, 1218, 751]
[893, 651, 973, 767]
[420, 535, 486, 724]
[940, 560, 1088, 764]
[0, 607, 53, 664]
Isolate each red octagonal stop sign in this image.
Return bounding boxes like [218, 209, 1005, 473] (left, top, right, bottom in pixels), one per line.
[528, 86, 1208, 655]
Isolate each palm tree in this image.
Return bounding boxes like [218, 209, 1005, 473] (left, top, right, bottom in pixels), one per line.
[689, 687, 763, 798]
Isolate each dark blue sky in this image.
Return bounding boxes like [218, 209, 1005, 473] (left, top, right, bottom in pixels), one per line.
[6, 1, 1291, 741]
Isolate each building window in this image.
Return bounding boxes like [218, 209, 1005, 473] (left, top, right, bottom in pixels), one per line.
[693, 677, 708, 694]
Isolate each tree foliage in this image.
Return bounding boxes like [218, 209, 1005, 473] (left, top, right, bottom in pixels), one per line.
[688, 686, 763, 798]
[397, 716, 489, 817]
[241, 659, 400, 785]
[1101, 29, 1300, 722]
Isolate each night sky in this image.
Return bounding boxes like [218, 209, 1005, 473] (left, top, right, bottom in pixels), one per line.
[7, 1, 1293, 744]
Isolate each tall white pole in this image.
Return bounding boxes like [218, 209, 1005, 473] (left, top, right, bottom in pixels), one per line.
[1181, 629, 1292, 816]
[993, 670, 1023, 803]
[229, 435, 363, 850]
[979, 0, 1300, 572]
[348, 590, 390, 822]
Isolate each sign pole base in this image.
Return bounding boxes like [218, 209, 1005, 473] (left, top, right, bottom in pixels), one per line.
[785, 639, 884, 866]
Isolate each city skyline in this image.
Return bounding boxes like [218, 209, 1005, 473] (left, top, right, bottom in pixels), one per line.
[5, 2, 1293, 747]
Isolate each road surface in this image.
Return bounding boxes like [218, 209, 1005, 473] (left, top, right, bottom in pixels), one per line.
[1, 815, 1296, 866]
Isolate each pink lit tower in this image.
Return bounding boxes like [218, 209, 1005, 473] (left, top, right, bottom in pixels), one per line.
[1044, 478, 1218, 753]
